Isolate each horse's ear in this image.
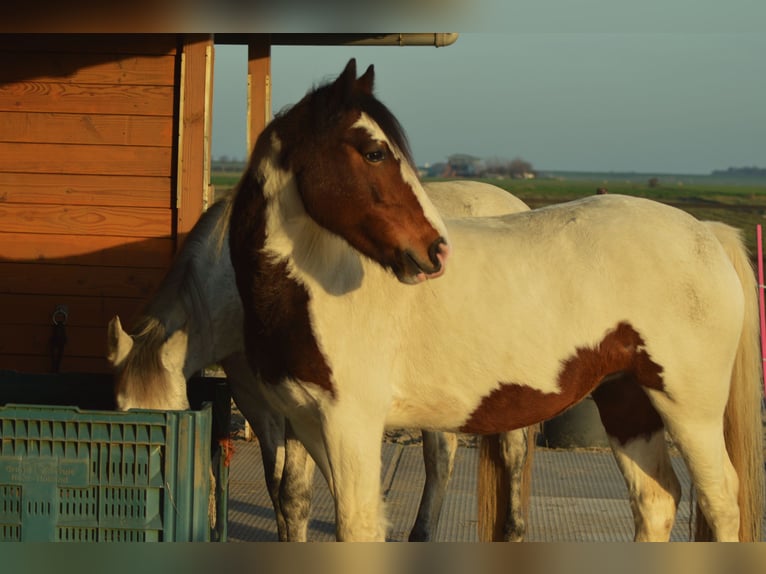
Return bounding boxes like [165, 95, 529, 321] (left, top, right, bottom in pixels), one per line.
[107, 315, 133, 366]
[339, 58, 357, 84]
[330, 58, 358, 106]
[161, 328, 188, 375]
[357, 64, 375, 95]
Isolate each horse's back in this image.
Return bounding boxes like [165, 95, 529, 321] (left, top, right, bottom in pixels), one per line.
[452, 194, 733, 277]
[425, 180, 529, 217]
[448, 194, 744, 339]
[385, 194, 745, 429]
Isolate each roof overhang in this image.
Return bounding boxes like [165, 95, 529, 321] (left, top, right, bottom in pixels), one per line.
[215, 33, 459, 48]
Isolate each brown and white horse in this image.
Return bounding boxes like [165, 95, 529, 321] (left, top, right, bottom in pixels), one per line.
[108, 178, 534, 541]
[229, 58, 764, 542]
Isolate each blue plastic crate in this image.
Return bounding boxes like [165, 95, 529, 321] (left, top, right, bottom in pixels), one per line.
[0, 373, 229, 542]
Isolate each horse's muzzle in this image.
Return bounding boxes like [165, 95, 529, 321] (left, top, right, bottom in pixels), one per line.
[398, 237, 449, 284]
[428, 237, 450, 272]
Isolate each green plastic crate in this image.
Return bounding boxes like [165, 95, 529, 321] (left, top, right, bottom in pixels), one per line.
[0, 372, 230, 542]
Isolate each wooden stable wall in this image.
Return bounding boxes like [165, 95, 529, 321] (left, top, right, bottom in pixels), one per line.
[0, 34, 214, 373]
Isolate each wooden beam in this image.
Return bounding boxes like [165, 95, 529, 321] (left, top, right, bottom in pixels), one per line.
[175, 34, 214, 250]
[247, 36, 271, 156]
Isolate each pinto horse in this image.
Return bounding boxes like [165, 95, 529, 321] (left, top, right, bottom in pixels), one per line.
[228, 58, 764, 542]
[107, 179, 534, 541]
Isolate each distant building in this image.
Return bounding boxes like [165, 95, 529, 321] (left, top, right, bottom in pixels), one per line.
[447, 154, 486, 177]
[422, 162, 450, 177]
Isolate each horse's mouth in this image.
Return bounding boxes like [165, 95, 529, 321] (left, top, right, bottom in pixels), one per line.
[396, 239, 449, 285]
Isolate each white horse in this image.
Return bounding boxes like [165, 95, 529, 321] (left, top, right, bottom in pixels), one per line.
[228, 59, 764, 542]
[108, 179, 534, 541]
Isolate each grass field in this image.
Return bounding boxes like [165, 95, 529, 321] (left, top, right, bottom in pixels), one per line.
[211, 171, 766, 258]
[429, 175, 766, 259]
[211, 172, 243, 190]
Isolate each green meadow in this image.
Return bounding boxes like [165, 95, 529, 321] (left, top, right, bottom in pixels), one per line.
[212, 171, 766, 258]
[428, 174, 766, 258]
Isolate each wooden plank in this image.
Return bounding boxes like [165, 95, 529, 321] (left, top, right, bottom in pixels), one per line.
[0, 262, 165, 298]
[176, 35, 214, 248]
[247, 37, 271, 155]
[0, 204, 172, 238]
[0, 82, 175, 116]
[2, 293, 145, 328]
[0, 34, 179, 56]
[0, 354, 112, 374]
[0, 232, 174, 268]
[0, 173, 170, 208]
[0, 142, 172, 177]
[1, 52, 177, 86]
[1, 324, 118, 358]
[0, 112, 174, 147]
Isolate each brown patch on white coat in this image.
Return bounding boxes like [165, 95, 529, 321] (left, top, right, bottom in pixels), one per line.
[461, 321, 665, 444]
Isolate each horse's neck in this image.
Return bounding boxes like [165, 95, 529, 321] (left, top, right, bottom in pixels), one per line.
[267, 184, 368, 296]
[185, 272, 243, 377]
[144, 245, 244, 378]
[142, 293, 198, 378]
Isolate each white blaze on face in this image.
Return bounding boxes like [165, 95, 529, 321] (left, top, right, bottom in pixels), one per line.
[351, 114, 449, 243]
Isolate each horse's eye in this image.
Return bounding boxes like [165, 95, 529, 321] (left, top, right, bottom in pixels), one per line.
[364, 149, 386, 163]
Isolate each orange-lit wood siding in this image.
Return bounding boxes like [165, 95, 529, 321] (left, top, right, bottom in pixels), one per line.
[0, 34, 212, 373]
[176, 35, 214, 246]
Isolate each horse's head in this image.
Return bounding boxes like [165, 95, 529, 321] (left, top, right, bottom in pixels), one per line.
[107, 315, 190, 411]
[264, 58, 450, 285]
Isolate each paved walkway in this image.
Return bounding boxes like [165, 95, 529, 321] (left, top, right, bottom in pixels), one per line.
[225, 440, 716, 542]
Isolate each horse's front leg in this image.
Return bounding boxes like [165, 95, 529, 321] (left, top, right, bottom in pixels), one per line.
[321, 409, 388, 541]
[222, 354, 291, 539]
[409, 431, 457, 541]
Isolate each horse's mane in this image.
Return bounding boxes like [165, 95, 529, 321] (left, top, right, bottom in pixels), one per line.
[273, 73, 416, 169]
[118, 316, 169, 395]
[130, 195, 235, 361]
[171, 195, 233, 276]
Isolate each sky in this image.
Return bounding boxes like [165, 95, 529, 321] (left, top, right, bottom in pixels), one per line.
[210, 3, 765, 175]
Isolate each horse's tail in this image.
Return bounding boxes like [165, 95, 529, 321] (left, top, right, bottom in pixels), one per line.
[695, 222, 764, 541]
[477, 434, 508, 542]
[476, 426, 537, 542]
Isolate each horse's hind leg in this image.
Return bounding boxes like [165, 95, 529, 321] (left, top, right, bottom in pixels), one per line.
[592, 379, 681, 541]
[499, 426, 535, 542]
[280, 421, 316, 542]
[409, 431, 458, 541]
[661, 415, 740, 541]
[633, 372, 741, 540]
[223, 353, 315, 541]
[606, 430, 681, 541]
[476, 427, 535, 542]
[232, 391, 290, 539]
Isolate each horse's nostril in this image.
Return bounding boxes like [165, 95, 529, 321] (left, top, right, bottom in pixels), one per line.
[428, 237, 449, 269]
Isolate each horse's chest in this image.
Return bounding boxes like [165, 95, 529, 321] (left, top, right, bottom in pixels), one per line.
[246, 260, 335, 396]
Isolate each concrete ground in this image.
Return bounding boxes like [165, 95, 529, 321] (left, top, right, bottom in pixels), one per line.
[225, 440, 714, 542]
